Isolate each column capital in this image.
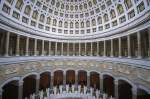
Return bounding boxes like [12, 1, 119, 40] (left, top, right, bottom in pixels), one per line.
[114, 79, 118, 85]
[18, 80, 24, 86]
[87, 72, 90, 76]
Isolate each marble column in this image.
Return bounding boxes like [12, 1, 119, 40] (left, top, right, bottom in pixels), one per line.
[75, 71, 78, 87]
[104, 40, 106, 57]
[5, 32, 10, 57]
[35, 76, 40, 96]
[67, 42, 69, 56]
[127, 35, 131, 58]
[50, 73, 54, 88]
[25, 37, 29, 56]
[119, 37, 122, 58]
[55, 42, 57, 56]
[49, 41, 51, 56]
[91, 42, 93, 56]
[137, 32, 142, 58]
[148, 28, 150, 59]
[34, 39, 37, 56]
[79, 43, 81, 56]
[97, 41, 99, 56]
[87, 73, 90, 88]
[114, 80, 118, 99]
[73, 43, 75, 56]
[61, 42, 63, 56]
[0, 88, 2, 99]
[16, 35, 20, 56]
[63, 72, 66, 86]
[100, 75, 103, 91]
[42, 40, 45, 56]
[18, 80, 23, 99]
[111, 39, 114, 57]
[85, 43, 87, 56]
[132, 86, 137, 99]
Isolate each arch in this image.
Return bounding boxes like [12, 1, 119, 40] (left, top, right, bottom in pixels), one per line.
[0, 77, 20, 89]
[116, 77, 134, 87]
[21, 72, 39, 81]
[101, 72, 115, 79]
[39, 70, 51, 75]
[137, 85, 150, 94]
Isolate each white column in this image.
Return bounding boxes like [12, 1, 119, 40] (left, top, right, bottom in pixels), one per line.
[0, 88, 2, 99]
[119, 37, 122, 58]
[111, 39, 114, 57]
[114, 80, 118, 99]
[55, 42, 57, 56]
[50, 73, 54, 88]
[148, 28, 150, 59]
[16, 35, 20, 56]
[85, 42, 87, 56]
[137, 32, 142, 58]
[63, 72, 66, 86]
[127, 35, 131, 58]
[34, 39, 37, 56]
[91, 42, 93, 56]
[132, 86, 137, 99]
[49, 41, 51, 56]
[97, 41, 99, 56]
[75, 71, 78, 87]
[100, 75, 103, 91]
[25, 37, 29, 56]
[104, 40, 106, 57]
[5, 32, 10, 57]
[73, 43, 75, 56]
[79, 43, 81, 56]
[87, 73, 90, 88]
[61, 42, 63, 56]
[67, 42, 69, 56]
[35, 76, 40, 96]
[18, 80, 23, 99]
[42, 40, 45, 56]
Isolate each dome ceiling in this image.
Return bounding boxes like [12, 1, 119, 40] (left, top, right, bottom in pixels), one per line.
[0, 0, 149, 39]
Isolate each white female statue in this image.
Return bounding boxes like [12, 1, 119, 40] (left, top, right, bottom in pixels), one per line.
[46, 88, 49, 97]
[95, 89, 99, 99]
[78, 85, 81, 93]
[83, 86, 87, 94]
[90, 87, 93, 96]
[39, 90, 44, 99]
[72, 85, 75, 93]
[53, 86, 57, 95]
[59, 85, 63, 94]
[66, 84, 69, 93]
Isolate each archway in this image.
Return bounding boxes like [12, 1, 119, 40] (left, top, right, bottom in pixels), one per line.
[137, 88, 150, 99]
[40, 72, 51, 91]
[103, 74, 114, 97]
[66, 70, 75, 85]
[2, 80, 18, 99]
[23, 75, 36, 98]
[54, 70, 63, 86]
[78, 70, 87, 87]
[90, 72, 100, 89]
[118, 79, 132, 99]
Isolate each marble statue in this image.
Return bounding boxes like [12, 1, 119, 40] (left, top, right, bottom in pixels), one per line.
[53, 87, 57, 95]
[90, 87, 93, 96]
[83, 86, 87, 94]
[95, 89, 99, 99]
[46, 88, 49, 97]
[39, 90, 44, 99]
[66, 84, 69, 93]
[59, 85, 63, 94]
[32, 93, 35, 99]
[78, 85, 81, 93]
[103, 93, 107, 99]
[72, 85, 75, 92]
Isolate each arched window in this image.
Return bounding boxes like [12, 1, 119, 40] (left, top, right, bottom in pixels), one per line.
[86, 20, 90, 27]
[70, 22, 73, 28]
[39, 14, 45, 22]
[61, 4, 64, 9]
[92, 19, 96, 26]
[88, 1, 92, 7]
[117, 4, 124, 15]
[75, 22, 79, 28]
[59, 21, 62, 27]
[124, 0, 133, 9]
[53, 19, 57, 26]
[66, 5, 69, 10]
[32, 10, 38, 20]
[46, 17, 51, 25]
[75, 5, 78, 11]
[81, 21, 84, 28]
[84, 3, 87, 9]
[24, 5, 31, 16]
[97, 16, 102, 24]
[103, 14, 109, 22]
[56, 2, 60, 8]
[70, 5, 74, 11]
[79, 4, 83, 10]
[110, 10, 116, 19]
[15, 0, 24, 11]
[64, 21, 68, 28]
